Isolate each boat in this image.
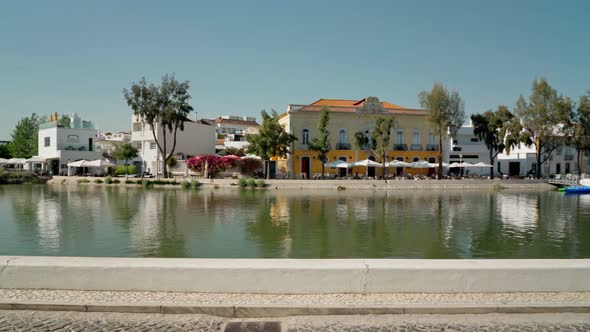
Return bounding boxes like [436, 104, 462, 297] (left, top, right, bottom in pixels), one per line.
[564, 179, 590, 194]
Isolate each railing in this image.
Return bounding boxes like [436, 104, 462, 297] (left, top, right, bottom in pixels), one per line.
[410, 144, 423, 151]
[59, 144, 90, 151]
[335, 143, 351, 150]
[393, 144, 408, 151]
[426, 144, 439, 151]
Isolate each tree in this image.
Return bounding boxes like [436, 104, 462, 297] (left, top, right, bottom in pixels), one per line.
[58, 114, 71, 128]
[111, 142, 139, 177]
[515, 78, 571, 178]
[246, 110, 297, 179]
[8, 113, 43, 158]
[569, 91, 590, 175]
[419, 82, 465, 179]
[0, 144, 11, 159]
[370, 116, 395, 178]
[308, 107, 331, 179]
[123, 74, 194, 178]
[471, 106, 530, 179]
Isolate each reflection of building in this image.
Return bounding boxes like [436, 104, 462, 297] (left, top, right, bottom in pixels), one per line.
[36, 113, 101, 175]
[278, 97, 437, 179]
[131, 113, 216, 174]
[497, 193, 538, 229]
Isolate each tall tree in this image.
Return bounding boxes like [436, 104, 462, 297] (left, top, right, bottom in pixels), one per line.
[515, 78, 571, 178]
[371, 116, 395, 178]
[419, 82, 465, 179]
[308, 107, 331, 179]
[123, 74, 194, 178]
[570, 91, 590, 175]
[112, 142, 139, 177]
[246, 110, 297, 179]
[8, 113, 43, 158]
[471, 106, 530, 179]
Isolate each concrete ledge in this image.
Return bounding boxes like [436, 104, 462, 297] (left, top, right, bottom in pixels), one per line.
[2, 257, 590, 294]
[0, 302, 589, 317]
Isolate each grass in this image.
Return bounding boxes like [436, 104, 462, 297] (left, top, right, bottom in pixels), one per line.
[77, 179, 90, 184]
[93, 179, 103, 184]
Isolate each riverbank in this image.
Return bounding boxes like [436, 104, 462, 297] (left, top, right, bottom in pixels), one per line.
[0, 170, 49, 185]
[48, 176, 554, 191]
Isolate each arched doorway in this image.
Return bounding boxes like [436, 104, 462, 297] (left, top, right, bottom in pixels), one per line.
[301, 157, 311, 179]
[368, 156, 376, 178]
[338, 156, 348, 177]
[428, 157, 436, 175]
[395, 156, 404, 176]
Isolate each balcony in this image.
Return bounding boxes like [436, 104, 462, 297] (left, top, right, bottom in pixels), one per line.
[426, 144, 439, 151]
[410, 144, 423, 151]
[299, 144, 309, 150]
[59, 144, 89, 151]
[335, 143, 351, 150]
[393, 144, 408, 151]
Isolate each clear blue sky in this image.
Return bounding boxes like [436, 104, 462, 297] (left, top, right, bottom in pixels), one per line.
[1, 0, 589, 140]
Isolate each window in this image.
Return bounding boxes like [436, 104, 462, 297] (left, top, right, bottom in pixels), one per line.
[301, 129, 310, 145]
[66, 135, 79, 143]
[150, 142, 157, 149]
[44, 137, 50, 147]
[470, 137, 479, 142]
[453, 139, 458, 145]
[412, 157, 420, 162]
[134, 142, 142, 149]
[429, 129, 436, 145]
[133, 123, 142, 132]
[338, 129, 347, 144]
[396, 130, 404, 144]
[88, 138, 93, 152]
[412, 129, 420, 145]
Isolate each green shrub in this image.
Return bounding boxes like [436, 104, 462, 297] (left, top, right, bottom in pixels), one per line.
[105, 176, 113, 184]
[94, 179, 103, 184]
[192, 180, 201, 188]
[141, 179, 151, 188]
[238, 177, 248, 188]
[493, 182, 505, 191]
[112, 179, 121, 184]
[125, 180, 136, 185]
[255, 179, 266, 188]
[337, 185, 346, 191]
[77, 179, 90, 184]
[246, 178, 256, 188]
[114, 165, 137, 176]
[181, 180, 191, 189]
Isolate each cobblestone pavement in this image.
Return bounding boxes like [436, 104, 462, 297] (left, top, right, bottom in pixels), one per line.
[283, 313, 590, 332]
[0, 310, 224, 332]
[0, 311, 590, 331]
[2, 289, 590, 307]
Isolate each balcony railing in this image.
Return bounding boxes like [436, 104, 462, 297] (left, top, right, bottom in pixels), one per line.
[410, 144, 423, 151]
[393, 144, 408, 151]
[426, 144, 439, 151]
[299, 144, 309, 150]
[335, 143, 351, 150]
[59, 144, 90, 151]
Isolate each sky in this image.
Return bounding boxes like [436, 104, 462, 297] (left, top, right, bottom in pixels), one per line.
[1, 0, 589, 140]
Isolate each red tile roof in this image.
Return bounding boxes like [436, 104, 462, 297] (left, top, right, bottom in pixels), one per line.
[294, 98, 425, 116]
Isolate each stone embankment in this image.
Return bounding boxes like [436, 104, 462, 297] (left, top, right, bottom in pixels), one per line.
[48, 176, 554, 191]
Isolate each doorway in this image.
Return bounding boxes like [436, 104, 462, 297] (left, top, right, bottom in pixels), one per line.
[301, 157, 311, 179]
[338, 157, 347, 177]
[556, 163, 561, 175]
[509, 162, 520, 177]
[368, 156, 376, 178]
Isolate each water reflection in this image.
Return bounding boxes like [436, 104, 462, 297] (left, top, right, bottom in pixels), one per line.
[1, 186, 589, 258]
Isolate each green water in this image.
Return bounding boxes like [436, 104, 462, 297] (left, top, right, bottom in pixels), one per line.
[0, 185, 589, 258]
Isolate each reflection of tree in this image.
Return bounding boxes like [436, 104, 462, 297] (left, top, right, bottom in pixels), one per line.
[246, 195, 289, 257]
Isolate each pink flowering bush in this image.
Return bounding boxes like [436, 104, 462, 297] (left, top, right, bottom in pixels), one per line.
[187, 155, 234, 177]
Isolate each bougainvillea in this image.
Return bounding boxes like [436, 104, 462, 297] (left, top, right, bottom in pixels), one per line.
[187, 155, 233, 177]
[239, 157, 262, 175]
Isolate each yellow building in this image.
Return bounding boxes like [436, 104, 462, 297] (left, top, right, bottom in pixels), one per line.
[277, 97, 439, 178]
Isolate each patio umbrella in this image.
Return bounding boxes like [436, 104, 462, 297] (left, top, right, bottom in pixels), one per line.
[472, 162, 492, 176]
[84, 159, 116, 167]
[67, 160, 88, 167]
[353, 159, 383, 167]
[0, 158, 8, 164]
[241, 154, 262, 160]
[325, 159, 352, 168]
[7, 158, 27, 165]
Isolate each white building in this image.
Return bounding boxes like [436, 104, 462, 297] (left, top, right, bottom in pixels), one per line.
[131, 113, 216, 175]
[445, 125, 491, 176]
[36, 113, 101, 175]
[208, 115, 260, 135]
[497, 143, 589, 177]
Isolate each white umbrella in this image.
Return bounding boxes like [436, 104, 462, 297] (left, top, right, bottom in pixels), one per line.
[387, 160, 411, 167]
[85, 159, 116, 167]
[325, 160, 352, 168]
[67, 160, 88, 167]
[241, 154, 261, 160]
[7, 158, 27, 165]
[0, 158, 8, 164]
[460, 162, 475, 167]
[410, 161, 430, 168]
[353, 159, 383, 167]
[473, 162, 492, 167]
[448, 162, 463, 168]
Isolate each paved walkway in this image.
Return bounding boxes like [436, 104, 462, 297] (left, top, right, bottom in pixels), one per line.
[1, 311, 590, 331]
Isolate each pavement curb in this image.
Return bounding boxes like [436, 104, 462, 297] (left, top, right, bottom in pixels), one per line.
[1, 301, 589, 317]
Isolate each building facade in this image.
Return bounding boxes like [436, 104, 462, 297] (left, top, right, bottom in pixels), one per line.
[36, 113, 101, 175]
[278, 97, 438, 179]
[497, 143, 589, 177]
[131, 114, 216, 175]
[444, 124, 492, 176]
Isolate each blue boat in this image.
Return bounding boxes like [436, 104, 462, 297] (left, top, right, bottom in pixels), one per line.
[565, 186, 590, 194]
